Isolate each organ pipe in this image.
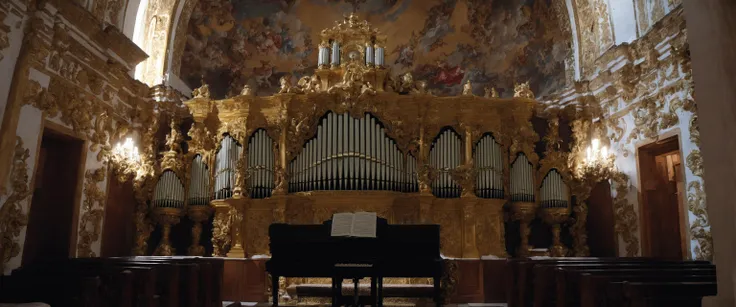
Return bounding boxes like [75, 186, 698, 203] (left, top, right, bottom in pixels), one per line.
[288, 112, 407, 193]
[153, 170, 185, 208]
[430, 129, 462, 198]
[248, 129, 275, 199]
[510, 153, 534, 202]
[187, 155, 210, 206]
[473, 134, 504, 199]
[214, 135, 242, 200]
[540, 169, 569, 208]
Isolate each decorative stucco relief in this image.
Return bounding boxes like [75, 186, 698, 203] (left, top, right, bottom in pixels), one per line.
[573, 0, 614, 75]
[0, 137, 30, 273]
[543, 7, 710, 259]
[76, 167, 107, 257]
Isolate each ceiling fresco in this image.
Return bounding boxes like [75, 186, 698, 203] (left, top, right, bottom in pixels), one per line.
[180, 0, 572, 98]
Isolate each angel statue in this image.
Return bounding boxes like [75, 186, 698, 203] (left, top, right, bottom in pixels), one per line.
[240, 84, 255, 96]
[278, 76, 295, 94]
[513, 81, 535, 99]
[462, 80, 473, 96]
[192, 76, 211, 99]
[484, 86, 499, 98]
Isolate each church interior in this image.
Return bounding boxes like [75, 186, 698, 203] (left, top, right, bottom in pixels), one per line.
[1, 0, 735, 306]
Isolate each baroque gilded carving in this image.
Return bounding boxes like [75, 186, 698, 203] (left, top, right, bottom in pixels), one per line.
[687, 181, 712, 261]
[610, 172, 641, 257]
[77, 167, 107, 258]
[0, 137, 30, 271]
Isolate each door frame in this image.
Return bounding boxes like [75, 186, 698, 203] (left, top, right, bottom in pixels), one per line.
[635, 130, 691, 259]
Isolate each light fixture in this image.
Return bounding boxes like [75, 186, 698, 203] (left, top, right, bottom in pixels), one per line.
[576, 137, 615, 179]
[110, 137, 144, 181]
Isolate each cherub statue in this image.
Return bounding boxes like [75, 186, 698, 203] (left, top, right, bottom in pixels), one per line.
[165, 120, 182, 152]
[413, 80, 428, 94]
[240, 84, 255, 96]
[192, 76, 211, 99]
[297, 75, 322, 93]
[513, 81, 535, 99]
[361, 82, 376, 96]
[484, 86, 499, 98]
[462, 80, 473, 95]
[399, 72, 414, 93]
[278, 76, 293, 94]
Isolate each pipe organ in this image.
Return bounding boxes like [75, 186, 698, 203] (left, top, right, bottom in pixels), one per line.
[187, 155, 211, 206]
[169, 13, 596, 261]
[289, 112, 408, 193]
[539, 170, 569, 208]
[152, 170, 186, 208]
[430, 128, 463, 198]
[215, 135, 242, 200]
[248, 129, 275, 199]
[473, 134, 504, 199]
[510, 153, 535, 202]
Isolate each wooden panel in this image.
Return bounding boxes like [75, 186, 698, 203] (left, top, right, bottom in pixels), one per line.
[449, 259, 484, 303]
[587, 181, 616, 257]
[482, 259, 508, 303]
[100, 174, 136, 257]
[221, 258, 268, 302]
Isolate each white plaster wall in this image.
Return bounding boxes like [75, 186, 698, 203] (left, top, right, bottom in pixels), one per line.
[0, 7, 26, 129]
[608, 0, 639, 44]
[565, 0, 582, 80]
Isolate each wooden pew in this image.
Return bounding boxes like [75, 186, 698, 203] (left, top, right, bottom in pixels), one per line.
[621, 281, 717, 307]
[122, 256, 224, 307]
[580, 273, 715, 307]
[512, 257, 677, 307]
[2, 272, 103, 307]
[11, 261, 156, 307]
[547, 262, 713, 307]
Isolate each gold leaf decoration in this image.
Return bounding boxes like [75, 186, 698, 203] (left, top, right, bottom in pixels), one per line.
[76, 167, 107, 257]
[610, 172, 641, 257]
[0, 137, 31, 271]
[687, 181, 712, 261]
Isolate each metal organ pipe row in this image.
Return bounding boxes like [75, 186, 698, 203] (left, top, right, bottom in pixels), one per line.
[430, 128, 462, 198]
[288, 112, 409, 192]
[214, 135, 242, 200]
[153, 170, 186, 208]
[510, 153, 535, 202]
[187, 155, 211, 206]
[540, 170, 569, 208]
[474, 135, 504, 199]
[248, 129, 275, 199]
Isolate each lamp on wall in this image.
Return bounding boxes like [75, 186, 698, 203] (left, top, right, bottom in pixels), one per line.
[110, 137, 144, 181]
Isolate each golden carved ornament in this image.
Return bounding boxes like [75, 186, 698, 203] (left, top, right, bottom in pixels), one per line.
[0, 10, 9, 62]
[77, 167, 107, 258]
[687, 181, 712, 261]
[513, 81, 534, 99]
[211, 202, 234, 257]
[610, 172, 640, 257]
[0, 137, 30, 271]
[449, 163, 476, 198]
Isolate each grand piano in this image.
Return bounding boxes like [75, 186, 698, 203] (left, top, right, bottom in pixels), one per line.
[266, 217, 444, 307]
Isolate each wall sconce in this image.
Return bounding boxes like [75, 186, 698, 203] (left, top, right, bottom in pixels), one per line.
[110, 137, 144, 181]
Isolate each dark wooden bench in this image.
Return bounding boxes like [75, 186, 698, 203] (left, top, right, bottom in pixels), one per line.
[581, 273, 715, 307]
[511, 257, 674, 307]
[620, 281, 717, 307]
[547, 262, 713, 307]
[2, 272, 105, 307]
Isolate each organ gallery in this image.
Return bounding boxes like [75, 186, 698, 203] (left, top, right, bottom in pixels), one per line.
[0, 0, 729, 305]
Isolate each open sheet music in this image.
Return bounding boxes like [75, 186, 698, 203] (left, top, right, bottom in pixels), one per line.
[330, 212, 377, 238]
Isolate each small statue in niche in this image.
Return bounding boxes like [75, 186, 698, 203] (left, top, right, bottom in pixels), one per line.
[513, 81, 534, 99]
[192, 76, 211, 99]
[462, 80, 473, 95]
[484, 86, 499, 98]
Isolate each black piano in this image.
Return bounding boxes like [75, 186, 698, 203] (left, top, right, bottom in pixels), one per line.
[266, 217, 443, 307]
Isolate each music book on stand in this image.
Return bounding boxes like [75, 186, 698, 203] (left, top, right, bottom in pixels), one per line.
[330, 212, 377, 238]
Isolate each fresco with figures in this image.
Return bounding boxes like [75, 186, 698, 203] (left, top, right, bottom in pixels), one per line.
[181, 0, 571, 98]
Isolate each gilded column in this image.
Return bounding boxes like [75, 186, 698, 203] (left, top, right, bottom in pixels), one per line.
[418, 124, 434, 223]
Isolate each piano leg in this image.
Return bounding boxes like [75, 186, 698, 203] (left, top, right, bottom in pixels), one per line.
[377, 277, 383, 307]
[353, 278, 359, 307]
[434, 275, 442, 307]
[370, 277, 377, 307]
[272, 275, 280, 307]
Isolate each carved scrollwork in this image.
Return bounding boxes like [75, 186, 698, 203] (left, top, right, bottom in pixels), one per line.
[0, 137, 31, 271]
[77, 168, 107, 257]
